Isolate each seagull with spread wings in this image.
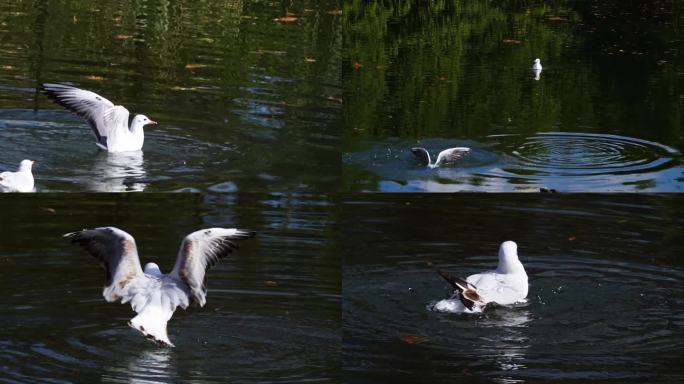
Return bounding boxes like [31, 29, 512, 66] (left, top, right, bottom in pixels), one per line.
[41, 84, 157, 152]
[65, 226, 256, 347]
[411, 147, 470, 168]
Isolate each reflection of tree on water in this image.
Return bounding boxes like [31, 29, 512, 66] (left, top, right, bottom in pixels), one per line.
[86, 151, 147, 192]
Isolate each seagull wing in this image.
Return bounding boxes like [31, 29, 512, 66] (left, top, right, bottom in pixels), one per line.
[437, 269, 482, 310]
[170, 228, 256, 307]
[64, 227, 145, 303]
[411, 147, 431, 165]
[41, 83, 116, 148]
[434, 147, 470, 166]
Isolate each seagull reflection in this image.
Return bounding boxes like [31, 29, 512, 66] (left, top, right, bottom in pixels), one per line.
[124, 347, 174, 383]
[533, 67, 542, 81]
[478, 308, 532, 380]
[86, 151, 147, 192]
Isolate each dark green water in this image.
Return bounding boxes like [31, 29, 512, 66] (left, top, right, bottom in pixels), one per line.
[343, 0, 684, 192]
[0, 193, 340, 382]
[0, 0, 341, 192]
[341, 194, 684, 383]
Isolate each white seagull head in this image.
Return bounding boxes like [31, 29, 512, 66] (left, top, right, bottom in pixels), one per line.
[133, 114, 158, 129]
[19, 159, 35, 172]
[144, 262, 162, 277]
[497, 240, 524, 274]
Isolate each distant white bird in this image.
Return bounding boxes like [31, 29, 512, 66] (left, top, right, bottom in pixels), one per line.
[435, 241, 528, 313]
[532, 58, 543, 81]
[411, 147, 470, 169]
[65, 226, 256, 347]
[532, 58, 542, 71]
[0, 159, 35, 192]
[41, 84, 157, 152]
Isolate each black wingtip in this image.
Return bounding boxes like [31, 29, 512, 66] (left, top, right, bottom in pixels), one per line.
[237, 229, 257, 239]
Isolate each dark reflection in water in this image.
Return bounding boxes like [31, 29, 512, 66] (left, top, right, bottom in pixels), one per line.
[0, 0, 341, 192]
[0, 193, 339, 382]
[341, 194, 684, 383]
[343, 0, 683, 191]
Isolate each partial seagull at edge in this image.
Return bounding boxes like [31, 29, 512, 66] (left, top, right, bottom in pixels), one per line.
[411, 146, 471, 169]
[434, 241, 528, 313]
[0, 159, 35, 192]
[65, 226, 256, 347]
[41, 83, 157, 152]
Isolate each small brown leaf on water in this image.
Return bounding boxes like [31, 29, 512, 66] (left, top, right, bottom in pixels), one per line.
[115, 34, 133, 41]
[184, 63, 206, 70]
[503, 38, 522, 44]
[274, 15, 298, 23]
[400, 335, 430, 344]
[2, 65, 14, 70]
[327, 9, 343, 16]
[40, 207, 56, 213]
[85, 75, 104, 81]
[547, 16, 567, 21]
[568, 236, 577, 241]
[304, 57, 317, 63]
[265, 280, 278, 287]
[352, 62, 363, 69]
[326, 95, 343, 104]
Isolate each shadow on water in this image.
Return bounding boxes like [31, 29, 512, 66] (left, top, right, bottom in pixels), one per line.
[341, 194, 684, 383]
[343, 134, 684, 192]
[0, 193, 340, 382]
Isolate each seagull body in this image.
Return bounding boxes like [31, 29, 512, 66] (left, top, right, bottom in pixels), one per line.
[532, 58, 542, 71]
[411, 147, 470, 168]
[41, 84, 157, 152]
[65, 226, 256, 347]
[0, 159, 35, 192]
[435, 241, 528, 313]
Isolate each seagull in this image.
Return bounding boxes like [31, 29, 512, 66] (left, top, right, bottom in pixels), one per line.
[434, 241, 528, 313]
[532, 58, 542, 71]
[0, 159, 35, 192]
[65, 226, 256, 347]
[411, 147, 470, 169]
[41, 83, 157, 152]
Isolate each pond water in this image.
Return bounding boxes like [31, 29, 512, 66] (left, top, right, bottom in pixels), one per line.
[0, 193, 339, 382]
[0, 0, 341, 193]
[342, 194, 684, 383]
[343, 0, 684, 192]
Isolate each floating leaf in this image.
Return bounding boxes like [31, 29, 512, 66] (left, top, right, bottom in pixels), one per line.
[184, 63, 206, 70]
[503, 38, 522, 44]
[568, 236, 577, 241]
[327, 95, 343, 104]
[252, 49, 287, 55]
[327, 9, 343, 16]
[40, 207, 56, 213]
[352, 62, 363, 69]
[85, 75, 104, 81]
[400, 335, 430, 344]
[265, 281, 278, 287]
[547, 16, 567, 21]
[115, 34, 133, 40]
[2, 65, 14, 70]
[274, 15, 298, 23]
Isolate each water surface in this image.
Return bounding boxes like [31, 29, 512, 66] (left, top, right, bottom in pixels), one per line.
[0, 193, 339, 382]
[343, 0, 684, 192]
[342, 194, 684, 383]
[0, 0, 341, 192]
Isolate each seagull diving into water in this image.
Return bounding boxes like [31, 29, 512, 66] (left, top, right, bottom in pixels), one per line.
[411, 147, 470, 169]
[41, 84, 157, 152]
[65, 226, 256, 347]
[0, 159, 35, 192]
[435, 241, 528, 313]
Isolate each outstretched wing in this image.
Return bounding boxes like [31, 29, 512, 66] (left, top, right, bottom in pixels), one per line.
[64, 227, 144, 303]
[171, 228, 256, 307]
[41, 83, 116, 148]
[411, 147, 431, 165]
[437, 269, 482, 310]
[434, 147, 470, 166]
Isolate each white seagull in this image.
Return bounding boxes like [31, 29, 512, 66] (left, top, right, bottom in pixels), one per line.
[532, 58, 542, 70]
[65, 226, 256, 347]
[411, 147, 470, 169]
[434, 241, 528, 313]
[0, 159, 35, 192]
[42, 83, 157, 152]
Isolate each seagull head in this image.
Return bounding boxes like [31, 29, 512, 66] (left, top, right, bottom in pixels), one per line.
[496, 241, 525, 274]
[19, 159, 35, 172]
[133, 114, 158, 128]
[144, 262, 163, 277]
[534, 58, 541, 64]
